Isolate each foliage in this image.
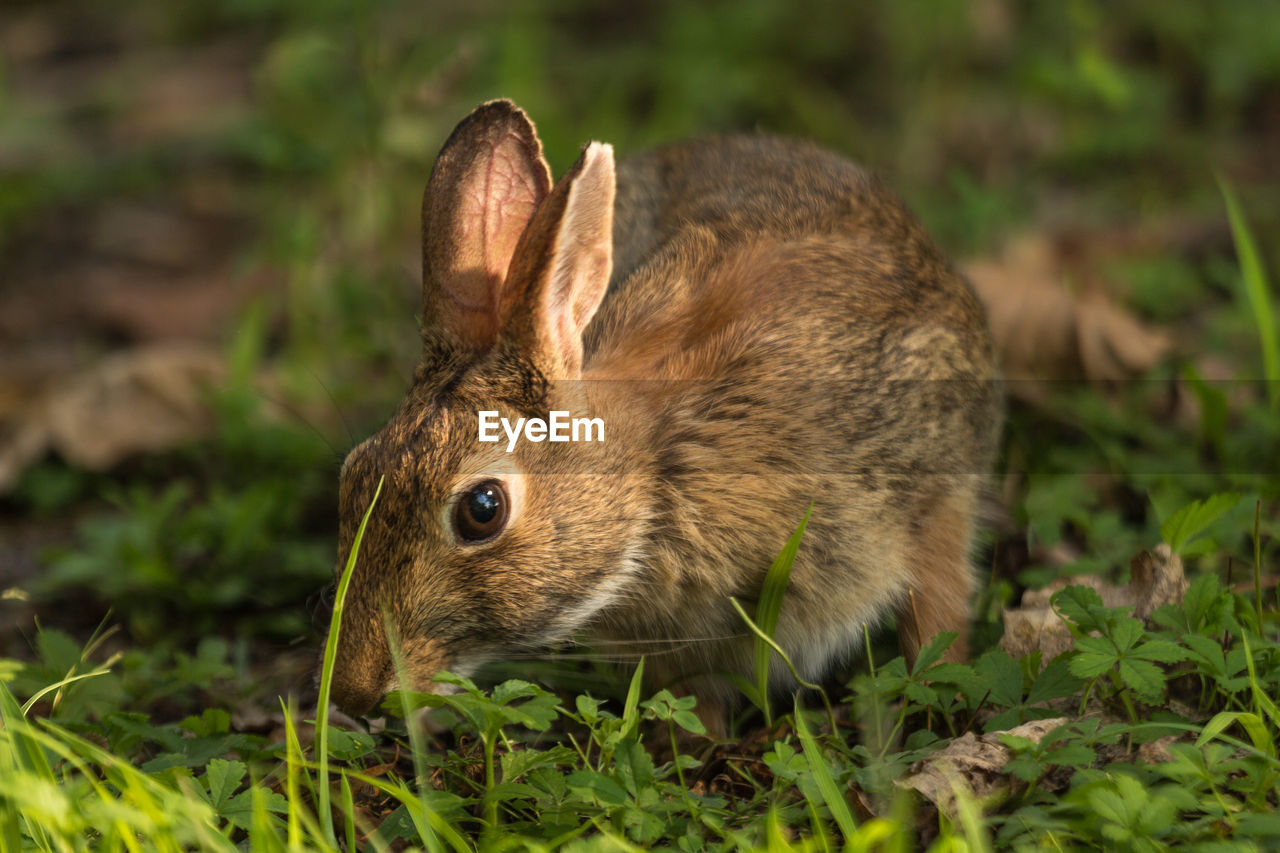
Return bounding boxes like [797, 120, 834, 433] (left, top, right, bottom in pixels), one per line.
[4, 488, 1279, 850]
[1219, 178, 1280, 414]
[2, 0, 1279, 849]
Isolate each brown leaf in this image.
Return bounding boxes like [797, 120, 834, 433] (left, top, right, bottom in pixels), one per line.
[1137, 734, 1183, 765]
[964, 234, 1172, 393]
[1128, 544, 1190, 619]
[0, 344, 225, 492]
[1001, 544, 1186, 661]
[898, 717, 1069, 818]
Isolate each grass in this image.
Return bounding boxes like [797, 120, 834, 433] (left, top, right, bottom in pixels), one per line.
[315, 474, 383, 846]
[1219, 177, 1280, 415]
[4, 497, 1279, 848]
[2, 489, 1280, 845]
[2, 0, 1279, 849]
[728, 504, 816, 729]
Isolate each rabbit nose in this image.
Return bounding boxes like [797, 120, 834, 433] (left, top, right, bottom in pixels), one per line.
[328, 664, 389, 718]
[325, 631, 393, 716]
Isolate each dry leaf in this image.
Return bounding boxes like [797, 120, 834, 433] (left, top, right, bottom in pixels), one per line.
[0, 344, 226, 492]
[1128, 544, 1191, 619]
[1001, 544, 1187, 661]
[964, 234, 1172, 394]
[899, 717, 1069, 818]
[1137, 735, 1183, 765]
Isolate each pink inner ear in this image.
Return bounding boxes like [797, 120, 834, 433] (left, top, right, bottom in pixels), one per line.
[423, 100, 552, 351]
[536, 142, 615, 375]
[443, 133, 547, 315]
[483, 134, 545, 283]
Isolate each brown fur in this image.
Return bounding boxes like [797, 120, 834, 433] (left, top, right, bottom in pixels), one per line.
[325, 101, 1002, 726]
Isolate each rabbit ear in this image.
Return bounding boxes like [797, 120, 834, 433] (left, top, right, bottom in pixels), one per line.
[504, 142, 615, 378]
[421, 100, 553, 351]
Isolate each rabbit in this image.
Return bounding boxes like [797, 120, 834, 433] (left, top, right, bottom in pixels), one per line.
[326, 99, 1001, 736]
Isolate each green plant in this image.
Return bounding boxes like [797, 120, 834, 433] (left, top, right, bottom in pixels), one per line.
[1054, 585, 1189, 721]
[4, 1, 1280, 848]
[1219, 177, 1279, 414]
[314, 474, 382, 845]
[1159, 492, 1244, 557]
[731, 506, 811, 728]
[33, 472, 332, 644]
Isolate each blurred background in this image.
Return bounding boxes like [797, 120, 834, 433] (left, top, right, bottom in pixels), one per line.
[1, 0, 1278, 710]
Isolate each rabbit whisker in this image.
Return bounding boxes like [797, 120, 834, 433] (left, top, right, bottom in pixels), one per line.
[565, 634, 750, 646]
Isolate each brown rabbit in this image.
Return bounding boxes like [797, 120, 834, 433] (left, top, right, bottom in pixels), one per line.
[327, 99, 1001, 735]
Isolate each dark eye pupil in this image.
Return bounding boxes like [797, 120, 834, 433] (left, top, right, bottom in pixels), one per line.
[468, 489, 498, 524]
[454, 480, 508, 542]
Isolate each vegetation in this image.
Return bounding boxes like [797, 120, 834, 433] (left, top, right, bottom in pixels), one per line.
[2, 0, 1278, 849]
[6, 501, 1280, 849]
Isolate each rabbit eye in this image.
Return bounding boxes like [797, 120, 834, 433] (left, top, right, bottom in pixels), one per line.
[454, 480, 509, 543]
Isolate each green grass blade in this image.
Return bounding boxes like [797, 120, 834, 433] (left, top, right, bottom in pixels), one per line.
[0, 684, 53, 779]
[1240, 631, 1280, 731]
[249, 784, 288, 853]
[316, 474, 384, 845]
[0, 797, 21, 853]
[23, 714, 238, 853]
[387, 618, 446, 853]
[352, 773, 472, 853]
[19, 666, 115, 717]
[751, 507, 811, 727]
[723, 672, 765, 717]
[731, 596, 837, 733]
[730, 598, 822, 694]
[621, 656, 646, 742]
[0, 683, 57, 851]
[340, 773, 357, 853]
[949, 775, 993, 853]
[1254, 499, 1265, 637]
[792, 695, 857, 842]
[1197, 711, 1275, 758]
[1218, 176, 1279, 412]
[279, 696, 303, 849]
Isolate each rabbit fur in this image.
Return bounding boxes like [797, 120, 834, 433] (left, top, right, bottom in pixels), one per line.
[327, 99, 1001, 734]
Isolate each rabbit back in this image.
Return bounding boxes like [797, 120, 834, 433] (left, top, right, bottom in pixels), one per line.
[578, 135, 1000, 703]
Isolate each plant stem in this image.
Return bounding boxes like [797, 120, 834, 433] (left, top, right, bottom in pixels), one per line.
[670, 721, 698, 820]
[484, 728, 499, 832]
[1108, 670, 1140, 727]
[1254, 500, 1264, 633]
